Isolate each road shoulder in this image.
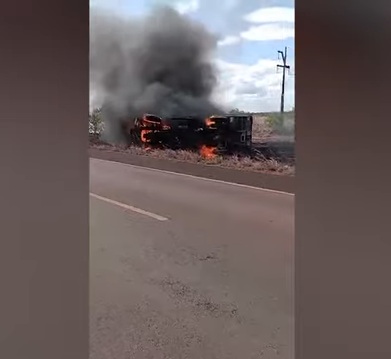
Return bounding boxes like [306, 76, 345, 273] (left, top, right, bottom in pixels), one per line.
[89, 148, 295, 194]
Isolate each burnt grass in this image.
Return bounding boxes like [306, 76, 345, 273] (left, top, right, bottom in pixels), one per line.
[89, 134, 295, 176]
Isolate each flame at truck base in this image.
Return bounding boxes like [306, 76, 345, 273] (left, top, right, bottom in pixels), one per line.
[200, 145, 217, 159]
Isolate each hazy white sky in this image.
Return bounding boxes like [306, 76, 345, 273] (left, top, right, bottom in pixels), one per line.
[90, 0, 295, 112]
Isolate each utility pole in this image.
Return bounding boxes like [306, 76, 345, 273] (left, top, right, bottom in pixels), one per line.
[277, 47, 290, 115]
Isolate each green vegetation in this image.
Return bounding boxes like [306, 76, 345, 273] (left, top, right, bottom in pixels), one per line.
[228, 108, 250, 115]
[265, 113, 284, 131]
[89, 107, 103, 135]
[251, 110, 295, 137]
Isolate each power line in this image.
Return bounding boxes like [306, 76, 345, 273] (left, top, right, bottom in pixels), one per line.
[277, 47, 290, 114]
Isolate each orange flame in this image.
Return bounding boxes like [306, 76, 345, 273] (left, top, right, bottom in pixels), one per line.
[200, 145, 216, 159]
[205, 118, 216, 127]
[140, 129, 152, 143]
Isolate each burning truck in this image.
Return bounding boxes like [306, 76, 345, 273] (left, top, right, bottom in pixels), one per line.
[91, 7, 256, 159]
[121, 113, 253, 157]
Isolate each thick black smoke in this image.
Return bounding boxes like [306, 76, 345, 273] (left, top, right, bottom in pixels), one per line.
[90, 6, 225, 143]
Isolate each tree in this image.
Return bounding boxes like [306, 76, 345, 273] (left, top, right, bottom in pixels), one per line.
[89, 107, 103, 135]
[229, 108, 247, 114]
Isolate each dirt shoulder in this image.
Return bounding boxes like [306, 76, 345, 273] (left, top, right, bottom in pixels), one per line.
[89, 145, 295, 194]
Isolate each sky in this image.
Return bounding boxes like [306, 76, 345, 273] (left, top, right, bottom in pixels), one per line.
[90, 0, 295, 112]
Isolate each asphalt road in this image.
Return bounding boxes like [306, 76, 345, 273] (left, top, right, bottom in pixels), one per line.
[90, 158, 294, 359]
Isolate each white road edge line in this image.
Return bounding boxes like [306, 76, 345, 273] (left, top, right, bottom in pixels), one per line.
[89, 192, 169, 221]
[91, 158, 295, 197]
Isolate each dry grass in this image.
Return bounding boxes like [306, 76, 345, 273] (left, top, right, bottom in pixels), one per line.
[252, 116, 273, 141]
[90, 142, 295, 176]
[252, 113, 295, 140]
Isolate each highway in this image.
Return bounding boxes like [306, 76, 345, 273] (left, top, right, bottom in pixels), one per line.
[89, 158, 294, 359]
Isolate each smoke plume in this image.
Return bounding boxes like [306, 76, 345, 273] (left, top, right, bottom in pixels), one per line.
[90, 6, 224, 143]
